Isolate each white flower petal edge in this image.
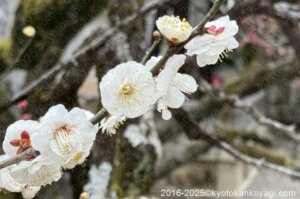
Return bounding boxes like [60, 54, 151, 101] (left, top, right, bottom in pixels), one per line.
[9, 155, 62, 187]
[145, 55, 197, 120]
[100, 61, 158, 118]
[0, 155, 40, 199]
[100, 115, 126, 135]
[185, 15, 239, 67]
[3, 120, 39, 157]
[31, 104, 97, 169]
[156, 15, 192, 44]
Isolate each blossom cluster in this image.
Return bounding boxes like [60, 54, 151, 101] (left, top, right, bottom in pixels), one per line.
[0, 105, 97, 198]
[0, 14, 238, 198]
[100, 15, 238, 133]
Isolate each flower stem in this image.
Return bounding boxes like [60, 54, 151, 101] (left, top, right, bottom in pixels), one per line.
[141, 36, 161, 65]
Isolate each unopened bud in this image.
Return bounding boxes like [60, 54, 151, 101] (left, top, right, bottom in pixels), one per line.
[79, 192, 90, 199]
[22, 26, 36, 37]
[153, 31, 161, 40]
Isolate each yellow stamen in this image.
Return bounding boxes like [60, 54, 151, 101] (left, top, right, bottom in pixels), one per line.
[120, 84, 135, 96]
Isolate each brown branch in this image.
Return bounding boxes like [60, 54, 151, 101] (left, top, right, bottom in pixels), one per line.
[199, 77, 300, 142]
[0, 0, 171, 113]
[141, 34, 161, 65]
[0, 148, 38, 169]
[172, 108, 300, 180]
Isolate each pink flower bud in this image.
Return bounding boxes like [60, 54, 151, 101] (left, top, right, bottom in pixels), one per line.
[247, 28, 259, 44]
[211, 75, 223, 88]
[16, 100, 28, 111]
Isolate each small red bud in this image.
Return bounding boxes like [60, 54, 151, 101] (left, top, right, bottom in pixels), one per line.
[21, 131, 30, 140]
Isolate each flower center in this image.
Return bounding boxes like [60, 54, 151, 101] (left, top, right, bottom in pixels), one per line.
[120, 84, 135, 96]
[52, 124, 74, 154]
[162, 16, 191, 31]
[206, 25, 225, 36]
[10, 130, 32, 155]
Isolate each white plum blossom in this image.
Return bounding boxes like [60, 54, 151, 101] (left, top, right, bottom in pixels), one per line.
[31, 104, 97, 169]
[156, 15, 192, 44]
[3, 120, 39, 157]
[100, 115, 126, 135]
[0, 155, 40, 199]
[99, 61, 158, 118]
[145, 55, 197, 120]
[185, 15, 239, 67]
[1, 119, 62, 190]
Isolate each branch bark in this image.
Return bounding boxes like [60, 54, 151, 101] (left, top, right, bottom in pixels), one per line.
[199, 77, 300, 142]
[172, 108, 300, 180]
[0, 0, 171, 113]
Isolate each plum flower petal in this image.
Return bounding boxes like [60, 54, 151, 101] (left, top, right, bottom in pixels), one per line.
[9, 155, 62, 187]
[185, 15, 239, 67]
[156, 15, 192, 44]
[3, 120, 39, 157]
[0, 155, 40, 199]
[31, 104, 97, 169]
[99, 61, 158, 118]
[145, 55, 197, 120]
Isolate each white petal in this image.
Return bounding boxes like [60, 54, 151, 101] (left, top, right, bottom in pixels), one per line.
[3, 120, 40, 156]
[145, 56, 162, 71]
[196, 54, 219, 67]
[156, 15, 192, 43]
[10, 158, 62, 187]
[164, 86, 185, 108]
[206, 44, 226, 56]
[185, 34, 214, 52]
[162, 109, 172, 120]
[22, 186, 40, 199]
[100, 61, 158, 118]
[156, 55, 186, 96]
[226, 37, 239, 49]
[173, 73, 198, 94]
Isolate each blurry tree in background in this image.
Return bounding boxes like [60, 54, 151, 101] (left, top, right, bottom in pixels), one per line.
[0, 0, 300, 198]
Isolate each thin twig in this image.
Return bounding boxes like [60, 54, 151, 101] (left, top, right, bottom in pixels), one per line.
[198, 77, 300, 142]
[90, 108, 107, 125]
[218, 141, 300, 179]
[0, 148, 38, 169]
[141, 36, 161, 65]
